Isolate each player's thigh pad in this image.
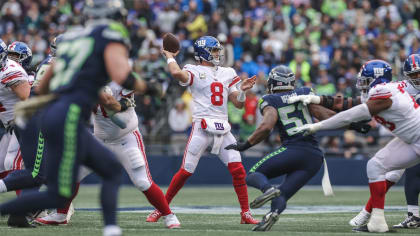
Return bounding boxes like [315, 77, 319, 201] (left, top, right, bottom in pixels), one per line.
[0, 133, 12, 172]
[219, 132, 241, 165]
[376, 137, 420, 171]
[183, 128, 209, 173]
[4, 133, 21, 171]
[385, 169, 405, 183]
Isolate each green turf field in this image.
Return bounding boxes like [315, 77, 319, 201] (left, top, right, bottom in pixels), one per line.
[0, 185, 418, 235]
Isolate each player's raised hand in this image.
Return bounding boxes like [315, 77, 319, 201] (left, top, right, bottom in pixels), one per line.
[225, 141, 252, 151]
[287, 94, 321, 106]
[294, 123, 322, 136]
[161, 49, 179, 59]
[240, 75, 257, 91]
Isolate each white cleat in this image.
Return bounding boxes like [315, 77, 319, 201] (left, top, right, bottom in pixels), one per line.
[163, 213, 181, 229]
[103, 225, 122, 236]
[66, 203, 75, 223]
[349, 208, 371, 227]
[34, 210, 68, 225]
[367, 208, 389, 232]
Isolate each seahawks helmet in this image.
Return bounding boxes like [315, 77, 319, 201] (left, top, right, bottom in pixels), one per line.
[7, 41, 32, 70]
[50, 34, 63, 57]
[0, 39, 6, 70]
[356, 60, 392, 92]
[83, 0, 127, 20]
[403, 54, 420, 90]
[267, 65, 295, 93]
[193, 36, 224, 66]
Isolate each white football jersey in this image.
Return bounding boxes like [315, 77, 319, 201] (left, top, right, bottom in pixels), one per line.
[93, 82, 138, 140]
[368, 81, 420, 143]
[182, 64, 240, 121]
[0, 59, 28, 125]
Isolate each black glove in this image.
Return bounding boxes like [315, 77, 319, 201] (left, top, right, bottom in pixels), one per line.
[225, 140, 253, 152]
[349, 120, 371, 134]
[145, 80, 162, 97]
[119, 97, 132, 112]
[5, 120, 15, 135]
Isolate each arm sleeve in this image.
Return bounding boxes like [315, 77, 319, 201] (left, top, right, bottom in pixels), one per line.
[179, 64, 197, 87]
[228, 69, 241, 95]
[1, 70, 28, 87]
[259, 95, 275, 114]
[319, 103, 372, 130]
[102, 22, 131, 49]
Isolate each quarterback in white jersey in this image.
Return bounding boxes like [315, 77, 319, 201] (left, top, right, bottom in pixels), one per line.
[0, 40, 30, 176]
[294, 60, 420, 233]
[146, 36, 259, 224]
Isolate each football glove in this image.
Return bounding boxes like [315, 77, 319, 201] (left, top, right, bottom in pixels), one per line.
[225, 141, 252, 152]
[349, 120, 371, 134]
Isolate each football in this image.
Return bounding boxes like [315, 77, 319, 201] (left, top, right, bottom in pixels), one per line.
[162, 33, 180, 53]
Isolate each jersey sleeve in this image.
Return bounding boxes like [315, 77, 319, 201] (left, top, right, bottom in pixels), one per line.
[1, 69, 28, 87]
[227, 68, 241, 94]
[102, 22, 131, 49]
[180, 64, 198, 87]
[259, 95, 276, 114]
[368, 84, 392, 100]
[301, 86, 315, 95]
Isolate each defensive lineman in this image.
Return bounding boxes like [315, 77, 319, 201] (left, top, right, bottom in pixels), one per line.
[146, 36, 259, 224]
[295, 60, 420, 232]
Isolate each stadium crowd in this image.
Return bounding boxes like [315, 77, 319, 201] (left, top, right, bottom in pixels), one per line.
[1, 0, 420, 158]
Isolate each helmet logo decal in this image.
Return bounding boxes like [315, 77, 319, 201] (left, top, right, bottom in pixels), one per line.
[373, 67, 384, 78]
[197, 40, 206, 47]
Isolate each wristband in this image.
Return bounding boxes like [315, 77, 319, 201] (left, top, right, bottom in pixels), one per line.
[237, 88, 246, 102]
[167, 58, 176, 64]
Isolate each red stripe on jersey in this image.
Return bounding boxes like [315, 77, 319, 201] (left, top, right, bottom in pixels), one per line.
[369, 94, 392, 100]
[186, 70, 194, 86]
[1, 72, 23, 84]
[228, 76, 241, 88]
[413, 55, 417, 69]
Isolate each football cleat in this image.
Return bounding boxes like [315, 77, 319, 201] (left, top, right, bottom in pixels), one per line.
[7, 214, 36, 228]
[103, 225, 122, 236]
[250, 187, 281, 209]
[367, 208, 389, 233]
[393, 212, 420, 228]
[34, 210, 68, 225]
[352, 225, 369, 232]
[66, 203, 75, 223]
[240, 210, 259, 224]
[146, 209, 162, 222]
[163, 213, 181, 229]
[349, 208, 371, 227]
[252, 211, 279, 231]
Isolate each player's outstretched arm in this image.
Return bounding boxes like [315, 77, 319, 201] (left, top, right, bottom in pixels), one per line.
[229, 75, 256, 109]
[225, 106, 278, 151]
[35, 62, 54, 95]
[99, 92, 121, 112]
[288, 94, 361, 112]
[308, 104, 336, 121]
[162, 50, 189, 84]
[11, 81, 30, 100]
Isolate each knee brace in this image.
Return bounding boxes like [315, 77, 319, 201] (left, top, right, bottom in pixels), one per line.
[367, 158, 387, 183]
[385, 169, 404, 183]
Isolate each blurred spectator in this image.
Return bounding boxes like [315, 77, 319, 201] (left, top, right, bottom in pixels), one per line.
[289, 52, 311, 84]
[315, 69, 336, 96]
[168, 99, 191, 155]
[342, 130, 364, 159]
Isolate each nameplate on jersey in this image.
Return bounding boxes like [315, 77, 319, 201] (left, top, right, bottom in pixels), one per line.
[200, 118, 231, 135]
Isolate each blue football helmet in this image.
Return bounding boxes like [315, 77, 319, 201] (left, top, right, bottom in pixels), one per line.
[267, 65, 295, 93]
[0, 39, 7, 70]
[356, 60, 392, 92]
[193, 36, 223, 66]
[7, 41, 32, 70]
[403, 54, 420, 90]
[50, 34, 63, 57]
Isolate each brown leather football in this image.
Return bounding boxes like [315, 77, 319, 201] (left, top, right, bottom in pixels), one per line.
[162, 33, 180, 53]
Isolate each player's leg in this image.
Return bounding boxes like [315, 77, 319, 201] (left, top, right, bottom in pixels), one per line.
[349, 168, 404, 227]
[0, 132, 12, 177]
[219, 131, 258, 224]
[393, 164, 420, 228]
[362, 138, 420, 232]
[147, 123, 208, 222]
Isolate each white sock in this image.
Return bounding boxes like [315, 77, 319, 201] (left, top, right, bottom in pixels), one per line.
[0, 180, 7, 193]
[408, 205, 419, 217]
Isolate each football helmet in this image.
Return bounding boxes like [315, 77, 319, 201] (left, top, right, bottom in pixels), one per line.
[0, 39, 7, 70]
[50, 34, 63, 57]
[193, 36, 224, 66]
[7, 41, 32, 70]
[403, 54, 420, 90]
[356, 60, 392, 92]
[267, 65, 295, 93]
[83, 0, 127, 20]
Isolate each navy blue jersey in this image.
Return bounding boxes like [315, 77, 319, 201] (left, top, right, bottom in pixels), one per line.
[259, 87, 318, 145]
[48, 20, 130, 119]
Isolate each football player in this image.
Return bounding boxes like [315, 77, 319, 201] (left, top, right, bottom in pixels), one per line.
[146, 36, 259, 224]
[0, 1, 147, 235]
[36, 81, 180, 228]
[225, 65, 336, 231]
[294, 60, 420, 232]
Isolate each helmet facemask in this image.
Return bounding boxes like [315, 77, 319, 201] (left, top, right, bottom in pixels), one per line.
[206, 46, 224, 66]
[356, 72, 374, 94]
[406, 70, 420, 90]
[268, 70, 295, 93]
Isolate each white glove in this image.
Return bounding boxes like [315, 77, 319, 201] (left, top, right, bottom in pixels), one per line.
[287, 95, 321, 106]
[295, 123, 323, 136]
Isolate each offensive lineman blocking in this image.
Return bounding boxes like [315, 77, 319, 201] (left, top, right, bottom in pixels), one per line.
[147, 36, 259, 224]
